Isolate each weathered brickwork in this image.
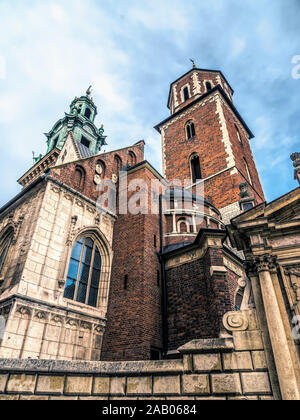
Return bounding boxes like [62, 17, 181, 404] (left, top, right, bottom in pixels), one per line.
[102, 164, 163, 361]
[163, 231, 243, 351]
[50, 141, 145, 203]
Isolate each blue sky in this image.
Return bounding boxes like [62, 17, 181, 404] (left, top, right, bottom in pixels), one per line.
[0, 0, 299, 207]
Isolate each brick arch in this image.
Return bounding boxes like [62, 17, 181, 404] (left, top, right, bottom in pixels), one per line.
[74, 165, 86, 190]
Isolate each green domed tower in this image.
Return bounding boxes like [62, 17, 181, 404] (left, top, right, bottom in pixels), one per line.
[45, 86, 107, 156]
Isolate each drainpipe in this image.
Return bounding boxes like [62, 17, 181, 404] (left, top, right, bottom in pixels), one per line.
[159, 194, 168, 357]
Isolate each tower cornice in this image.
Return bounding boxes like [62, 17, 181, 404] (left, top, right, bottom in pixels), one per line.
[167, 67, 234, 109]
[155, 85, 254, 139]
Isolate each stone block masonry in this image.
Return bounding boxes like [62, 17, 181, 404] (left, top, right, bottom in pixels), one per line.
[0, 337, 274, 400]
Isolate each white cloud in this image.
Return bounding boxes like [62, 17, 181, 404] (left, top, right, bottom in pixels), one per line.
[128, 2, 188, 31]
[0, 56, 6, 80]
[50, 4, 67, 22]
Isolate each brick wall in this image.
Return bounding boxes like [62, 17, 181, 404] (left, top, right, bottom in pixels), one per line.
[101, 165, 162, 361]
[165, 245, 238, 351]
[50, 141, 145, 203]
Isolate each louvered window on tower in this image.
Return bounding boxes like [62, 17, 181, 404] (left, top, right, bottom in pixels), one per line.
[183, 86, 189, 101]
[206, 81, 212, 91]
[84, 108, 91, 119]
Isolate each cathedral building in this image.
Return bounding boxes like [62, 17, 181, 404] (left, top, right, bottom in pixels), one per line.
[0, 66, 265, 362]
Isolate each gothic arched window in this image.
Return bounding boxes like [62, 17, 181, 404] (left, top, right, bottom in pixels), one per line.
[190, 154, 202, 184]
[0, 228, 14, 278]
[185, 121, 196, 140]
[128, 151, 136, 167]
[64, 236, 102, 308]
[114, 155, 123, 173]
[74, 166, 85, 190]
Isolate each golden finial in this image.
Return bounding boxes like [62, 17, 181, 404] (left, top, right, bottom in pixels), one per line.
[86, 85, 92, 96]
[190, 59, 196, 69]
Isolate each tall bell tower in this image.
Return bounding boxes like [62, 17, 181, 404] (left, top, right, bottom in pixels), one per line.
[45, 87, 107, 156]
[155, 66, 265, 223]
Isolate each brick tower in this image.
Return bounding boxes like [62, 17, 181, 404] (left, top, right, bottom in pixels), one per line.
[155, 66, 265, 224]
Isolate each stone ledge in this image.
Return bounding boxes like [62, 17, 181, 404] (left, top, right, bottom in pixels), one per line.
[0, 359, 184, 375]
[178, 338, 234, 354]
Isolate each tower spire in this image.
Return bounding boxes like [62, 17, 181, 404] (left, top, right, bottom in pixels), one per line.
[190, 59, 196, 69]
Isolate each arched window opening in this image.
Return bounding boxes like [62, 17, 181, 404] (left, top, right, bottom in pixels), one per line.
[243, 158, 253, 185]
[177, 218, 190, 233]
[114, 155, 123, 173]
[0, 228, 14, 278]
[84, 108, 92, 119]
[64, 236, 102, 308]
[190, 154, 202, 184]
[235, 124, 242, 144]
[183, 86, 189, 101]
[206, 82, 212, 92]
[185, 121, 196, 140]
[128, 151, 136, 167]
[74, 166, 85, 190]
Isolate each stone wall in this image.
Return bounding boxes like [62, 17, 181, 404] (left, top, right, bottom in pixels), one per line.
[0, 177, 115, 361]
[0, 334, 273, 400]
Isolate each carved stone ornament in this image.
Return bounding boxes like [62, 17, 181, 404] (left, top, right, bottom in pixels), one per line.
[95, 325, 104, 333]
[95, 164, 103, 175]
[0, 305, 11, 317]
[66, 318, 79, 327]
[58, 279, 66, 289]
[34, 311, 48, 321]
[94, 174, 102, 185]
[112, 174, 118, 184]
[244, 255, 278, 275]
[51, 315, 64, 324]
[291, 152, 300, 169]
[64, 193, 74, 202]
[81, 321, 92, 330]
[75, 199, 84, 208]
[50, 185, 62, 194]
[16, 305, 32, 317]
[223, 311, 249, 332]
[239, 182, 250, 198]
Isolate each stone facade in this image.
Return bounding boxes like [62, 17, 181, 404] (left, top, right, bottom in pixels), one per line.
[0, 177, 115, 360]
[227, 184, 300, 400]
